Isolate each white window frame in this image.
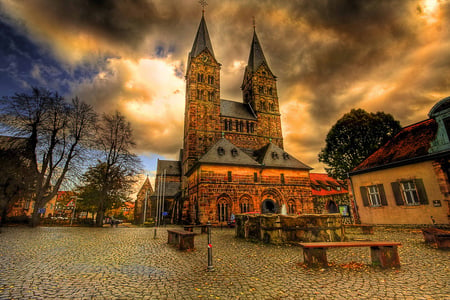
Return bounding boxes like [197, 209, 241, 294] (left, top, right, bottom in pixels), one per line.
[367, 185, 381, 207]
[401, 181, 420, 205]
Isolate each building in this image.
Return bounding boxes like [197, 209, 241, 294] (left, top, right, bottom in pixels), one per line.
[153, 12, 313, 225]
[310, 173, 352, 222]
[349, 97, 450, 225]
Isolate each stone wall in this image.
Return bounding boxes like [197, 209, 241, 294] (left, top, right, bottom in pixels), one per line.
[235, 213, 345, 244]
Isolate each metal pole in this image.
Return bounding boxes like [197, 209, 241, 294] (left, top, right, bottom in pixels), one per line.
[154, 174, 161, 239]
[143, 189, 148, 225]
[161, 169, 166, 227]
[207, 221, 214, 271]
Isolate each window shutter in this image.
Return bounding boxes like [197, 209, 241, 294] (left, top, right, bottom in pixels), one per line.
[360, 186, 370, 207]
[378, 184, 388, 206]
[391, 182, 404, 206]
[415, 178, 429, 205]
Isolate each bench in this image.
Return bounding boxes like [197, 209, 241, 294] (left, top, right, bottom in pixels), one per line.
[167, 229, 197, 250]
[298, 241, 401, 268]
[422, 228, 450, 249]
[344, 224, 374, 234]
[183, 224, 208, 234]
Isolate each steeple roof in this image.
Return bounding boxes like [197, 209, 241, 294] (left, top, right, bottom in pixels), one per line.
[247, 30, 271, 74]
[189, 15, 215, 59]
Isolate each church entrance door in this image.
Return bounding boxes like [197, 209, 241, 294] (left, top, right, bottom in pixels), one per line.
[261, 199, 277, 214]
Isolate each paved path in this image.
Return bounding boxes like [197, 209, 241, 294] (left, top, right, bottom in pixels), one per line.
[0, 226, 449, 299]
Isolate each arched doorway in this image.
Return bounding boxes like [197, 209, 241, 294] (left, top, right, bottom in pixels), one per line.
[261, 199, 277, 214]
[327, 200, 338, 213]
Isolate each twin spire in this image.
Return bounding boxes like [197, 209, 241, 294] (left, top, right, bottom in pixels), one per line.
[189, 11, 271, 75]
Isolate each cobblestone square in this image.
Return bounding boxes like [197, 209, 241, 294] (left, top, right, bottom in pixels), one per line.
[0, 226, 449, 299]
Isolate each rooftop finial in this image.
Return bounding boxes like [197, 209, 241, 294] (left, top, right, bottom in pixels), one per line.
[199, 0, 207, 16]
[252, 16, 256, 31]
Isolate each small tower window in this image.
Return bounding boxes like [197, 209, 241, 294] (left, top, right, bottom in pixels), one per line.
[254, 172, 258, 183]
[281, 173, 285, 184]
[224, 119, 228, 131]
[197, 73, 204, 82]
[208, 75, 214, 85]
[228, 171, 232, 182]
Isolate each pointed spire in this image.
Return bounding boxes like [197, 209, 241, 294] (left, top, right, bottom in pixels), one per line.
[247, 27, 271, 74]
[189, 14, 215, 59]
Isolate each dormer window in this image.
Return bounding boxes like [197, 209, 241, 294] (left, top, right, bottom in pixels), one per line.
[217, 147, 225, 156]
[272, 152, 279, 159]
[283, 153, 290, 160]
[231, 148, 238, 157]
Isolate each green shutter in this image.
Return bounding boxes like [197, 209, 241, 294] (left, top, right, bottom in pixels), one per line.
[391, 182, 404, 206]
[378, 184, 388, 206]
[415, 178, 429, 205]
[360, 186, 370, 207]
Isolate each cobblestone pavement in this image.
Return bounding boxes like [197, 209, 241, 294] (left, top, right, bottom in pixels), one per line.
[0, 225, 449, 299]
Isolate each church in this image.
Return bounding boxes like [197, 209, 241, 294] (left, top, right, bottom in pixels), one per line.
[154, 12, 314, 225]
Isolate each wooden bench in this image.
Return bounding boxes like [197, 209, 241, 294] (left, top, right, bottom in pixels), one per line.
[422, 228, 450, 249]
[167, 229, 197, 250]
[344, 224, 374, 234]
[298, 241, 401, 268]
[183, 224, 208, 234]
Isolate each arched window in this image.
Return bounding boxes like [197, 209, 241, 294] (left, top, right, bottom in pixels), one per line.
[240, 196, 252, 213]
[217, 198, 229, 222]
[239, 121, 244, 132]
[287, 200, 296, 214]
[224, 119, 228, 131]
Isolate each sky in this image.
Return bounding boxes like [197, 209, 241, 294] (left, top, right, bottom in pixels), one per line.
[0, 0, 449, 189]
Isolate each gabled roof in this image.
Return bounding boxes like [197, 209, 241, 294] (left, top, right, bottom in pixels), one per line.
[352, 119, 438, 173]
[246, 30, 272, 75]
[137, 176, 153, 196]
[310, 173, 348, 196]
[189, 15, 215, 59]
[157, 160, 181, 176]
[198, 138, 260, 166]
[255, 143, 312, 170]
[220, 99, 257, 120]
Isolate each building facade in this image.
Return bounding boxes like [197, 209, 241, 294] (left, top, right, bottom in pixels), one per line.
[154, 13, 313, 225]
[349, 97, 450, 225]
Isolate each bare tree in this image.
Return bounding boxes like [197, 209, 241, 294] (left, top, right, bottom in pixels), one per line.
[0, 87, 97, 227]
[93, 111, 141, 227]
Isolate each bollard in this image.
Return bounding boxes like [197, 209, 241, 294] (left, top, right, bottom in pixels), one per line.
[153, 226, 157, 239]
[207, 221, 214, 271]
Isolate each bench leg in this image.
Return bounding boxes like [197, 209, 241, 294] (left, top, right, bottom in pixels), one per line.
[168, 232, 176, 244]
[303, 248, 328, 267]
[179, 236, 195, 250]
[370, 246, 400, 268]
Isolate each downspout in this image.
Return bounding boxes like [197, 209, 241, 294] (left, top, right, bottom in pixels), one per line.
[347, 172, 360, 224]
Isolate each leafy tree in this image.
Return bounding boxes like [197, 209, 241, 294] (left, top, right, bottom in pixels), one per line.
[91, 111, 141, 226]
[318, 108, 401, 179]
[77, 162, 136, 224]
[0, 87, 97, 227]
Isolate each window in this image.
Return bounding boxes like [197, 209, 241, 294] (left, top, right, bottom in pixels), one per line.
[360, 184, 387, 207]
[402, 181, 419, 205]
[228, 171, 232, 182]
[208, 91, 214, 101]
[287, 200, 296, 214]
[254, 172, 258, 183]
[368, 185, 381, 206]
[197, 89, 204, 100]
[391, 179, 428, 206]
[281, 173, 285, 184]
[208, 75, 214, 85]
[197, 73, 204, 82]
[217, 200, 229, 222]
[224, 119, 228, 131]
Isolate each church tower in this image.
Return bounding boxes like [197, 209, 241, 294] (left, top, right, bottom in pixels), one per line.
[241, 28, 283, 149]
[182, 13, 221, 175]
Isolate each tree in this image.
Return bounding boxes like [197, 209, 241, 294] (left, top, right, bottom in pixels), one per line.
[91, 111, 141, 226]
[0, 87, 97, 227]
[0, 137, 35, 228]
[318, 108, 401, 179]
[78, 162, 136, 224]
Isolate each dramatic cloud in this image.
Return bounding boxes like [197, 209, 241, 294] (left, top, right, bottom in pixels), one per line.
[0, 0, 449, 176]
